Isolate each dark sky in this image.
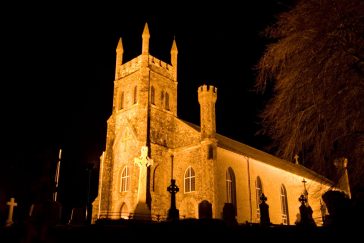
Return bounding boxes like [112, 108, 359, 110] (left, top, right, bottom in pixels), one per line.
[0, 1, 293, 221]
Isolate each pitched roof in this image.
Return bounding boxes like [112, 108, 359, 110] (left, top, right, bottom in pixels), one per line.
[181, 119, 333, 186]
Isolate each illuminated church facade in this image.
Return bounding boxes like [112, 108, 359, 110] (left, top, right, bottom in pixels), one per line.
[92, 24, 349, 225]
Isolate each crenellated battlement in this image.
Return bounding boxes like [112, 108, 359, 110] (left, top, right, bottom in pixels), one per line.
[198, 85, 217, 95]
[119, 56, 142, 78]
[149, 55, 174, 75]
[117, 55, 174, 79]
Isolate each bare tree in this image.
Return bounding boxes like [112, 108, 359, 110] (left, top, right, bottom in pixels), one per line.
[255, 0, 364, 191]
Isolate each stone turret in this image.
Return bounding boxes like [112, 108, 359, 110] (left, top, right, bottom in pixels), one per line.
[198, 85, 217, 140]
[170, 38, 178, 81]
[198, 85, 218, 217]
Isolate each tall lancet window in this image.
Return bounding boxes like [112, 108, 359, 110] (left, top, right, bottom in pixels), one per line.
[120, 91, 124, 109]
[226, 167, 236, 214]
[280, 184, 289, 225]
[120, 166, 130, 192]
[184, 166, 195, 193]
[151, 86, 155, 105]
[255, 176, 263, 221]
[165, 92, 170, 110]
[133, 86, 137, 104]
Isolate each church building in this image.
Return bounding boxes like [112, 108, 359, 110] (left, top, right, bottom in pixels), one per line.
[92, 23, 350, 225]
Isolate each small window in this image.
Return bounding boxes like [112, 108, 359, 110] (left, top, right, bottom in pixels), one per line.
[165, 92, 170, 110]
[208, 145, 214, 159]
[120, 91, 124, 109]
[280, 184, 289, 225]
[151, 86, 155, 105]
[133, 86, 137, 104]
[184, 167, 195, 193]
[120, 167, 130, 192]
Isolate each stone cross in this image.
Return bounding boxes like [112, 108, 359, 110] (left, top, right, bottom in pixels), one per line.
[134, 146, 153, 203]
[6, 198, 18, 227]
[167, 179, 180, 221]
[294, 154, 299, 164]
[302, 178, 308, 198]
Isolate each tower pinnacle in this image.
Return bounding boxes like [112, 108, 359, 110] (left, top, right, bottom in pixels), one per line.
[170, 37, 178, 80]
[142, 23, 150, 54]
[115, 37, 124, 79]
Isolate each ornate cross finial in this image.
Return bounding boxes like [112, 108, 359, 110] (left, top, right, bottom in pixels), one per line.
[294, 154, 299, 164]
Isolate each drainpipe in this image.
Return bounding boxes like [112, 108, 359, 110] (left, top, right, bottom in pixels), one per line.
[247, 157, 252, 222]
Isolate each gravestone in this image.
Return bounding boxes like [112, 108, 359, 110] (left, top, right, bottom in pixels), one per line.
[222, 203, 237, 225]
[198, 200, 212, 219]
[297, 194, 316, 227]
[167, 179, 179, 221]
[259, 193, 271, 226]
[6, 197, 17, 227]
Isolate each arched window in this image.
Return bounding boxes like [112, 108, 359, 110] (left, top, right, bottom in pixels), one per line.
[151, 86, 155, 105]
[152, 165, 159, 192]
[280, 184, 289, 225]
[226, 167, 236, 212]
[165, 92, 170, 110]
[184, 166, 195, 193]
[255, 176, 263, 221]
[120, 91, 124, 109]
[133, 86, 137, 104]
[160, 91, 164, 105]
[120, 166, 130, 192]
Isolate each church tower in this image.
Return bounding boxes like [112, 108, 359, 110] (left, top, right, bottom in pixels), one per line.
[93, 23, 179, 221]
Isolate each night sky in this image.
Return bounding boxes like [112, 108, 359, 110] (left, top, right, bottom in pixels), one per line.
[0, 1, 293, 222]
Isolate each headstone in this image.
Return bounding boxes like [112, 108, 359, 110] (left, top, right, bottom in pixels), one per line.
[68, 207, 87, 225]
[222, 203, 237, 225]
[297, 194, 316, 227]
[259, 193, 271, 226]
[6, 197, 17, 227]
[198, 200, 212, 219]
[167, 179, 179, 221]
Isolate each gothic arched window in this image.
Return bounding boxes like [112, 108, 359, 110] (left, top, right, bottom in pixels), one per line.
[151, 86, 155, 105]
[165, 92, 170, 110]
[184, 166, 195, 193]
[226, 167, 236, 213]
[255, 176, 263, 221]
[133, 86, 137, 104]
[280, 184, 289, 225]
[120, 166, 130, 192]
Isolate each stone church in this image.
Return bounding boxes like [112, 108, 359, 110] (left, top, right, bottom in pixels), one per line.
[92, 23, 350, 225]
